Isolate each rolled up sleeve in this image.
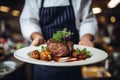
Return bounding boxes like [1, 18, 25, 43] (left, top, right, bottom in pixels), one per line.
[20, 0, 42, 41]
[79, 0, 98, 39]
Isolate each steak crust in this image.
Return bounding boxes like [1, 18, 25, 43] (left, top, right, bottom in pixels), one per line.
[47, 38, 73, 57]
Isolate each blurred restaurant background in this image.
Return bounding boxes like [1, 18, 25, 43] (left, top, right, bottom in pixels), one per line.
[0, 0, 120, 80]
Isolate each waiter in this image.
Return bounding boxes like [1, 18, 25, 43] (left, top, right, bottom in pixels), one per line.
[20, 0, 98, 80]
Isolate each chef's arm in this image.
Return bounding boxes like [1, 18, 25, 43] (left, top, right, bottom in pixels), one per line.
[20, 0, 42, 41]
[78, 0, 98, 47]
[78, 33, 94, 47]
[30, 32, 46, 46]
[81, 34, 94, 42]
[79, 0, 98, 40]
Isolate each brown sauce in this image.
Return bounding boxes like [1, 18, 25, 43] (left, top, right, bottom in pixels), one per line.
[53, 56, 86, 62]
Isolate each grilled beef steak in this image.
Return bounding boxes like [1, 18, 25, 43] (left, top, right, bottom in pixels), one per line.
[47, 38, 73, 57]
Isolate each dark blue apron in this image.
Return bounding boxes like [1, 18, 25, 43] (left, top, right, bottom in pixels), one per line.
[33, 0, 81, 80]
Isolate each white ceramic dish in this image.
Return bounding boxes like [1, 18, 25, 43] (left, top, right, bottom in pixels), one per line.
[14, 44, 108, 67]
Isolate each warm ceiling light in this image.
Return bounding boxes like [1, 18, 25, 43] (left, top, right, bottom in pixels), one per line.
[0, 6, 10, 12]
[110, 16, 116, 23]
[11, 10, 20, 16]
[107, 0, 120, 8]
[92, 7, 102, 14]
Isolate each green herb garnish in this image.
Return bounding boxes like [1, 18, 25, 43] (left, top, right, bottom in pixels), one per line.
[39, 46, 46, 52]
[53, 28, 73, 42]
[76, 48, 91, 57]
[82, 48, 87, 53]
[86, 51, 91, 57]
[77, 48, 81, 55]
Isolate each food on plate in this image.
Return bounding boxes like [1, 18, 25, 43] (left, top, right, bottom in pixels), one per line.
[30, 50, 39, 59]
[47, 39, 73, 57]
[30, 28, 91, 61]
[72, 48, 91, 60]
[40, 49, 52, 61]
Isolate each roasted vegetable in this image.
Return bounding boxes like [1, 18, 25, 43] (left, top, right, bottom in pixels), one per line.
[40, 50, 52, 61]
[72, 48, 91, 59]
[30, 50, 40, 59]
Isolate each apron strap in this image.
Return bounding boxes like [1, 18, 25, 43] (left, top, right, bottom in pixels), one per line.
[41, 0, 44, 8]
[41, 0, 72, 7]
[69, 0, 72, 6]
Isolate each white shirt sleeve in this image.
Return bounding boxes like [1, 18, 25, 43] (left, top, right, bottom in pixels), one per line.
[78, 0, 98, 39]
[20, 0, 42, 41]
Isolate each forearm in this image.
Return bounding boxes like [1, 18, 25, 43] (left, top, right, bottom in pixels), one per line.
[30, 32, 46, 46]
[20, 0, 41, 41]
[31, 32, 43, 40]
[79, 34, 94, 47]
[79, 0, 98, 40]
[81, 34, 94, 42]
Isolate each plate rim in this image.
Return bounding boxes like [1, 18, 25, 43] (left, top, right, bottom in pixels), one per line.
[14, 44, 108, 67]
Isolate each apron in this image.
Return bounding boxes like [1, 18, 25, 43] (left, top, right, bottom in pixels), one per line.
[33, 0, 81, 80]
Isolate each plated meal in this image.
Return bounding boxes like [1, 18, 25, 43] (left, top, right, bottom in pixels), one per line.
[14, 28, 108, 66]
[30, 29, 91, 62]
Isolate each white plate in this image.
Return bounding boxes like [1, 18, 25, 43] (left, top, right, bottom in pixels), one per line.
[14, 44, 108, 67]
